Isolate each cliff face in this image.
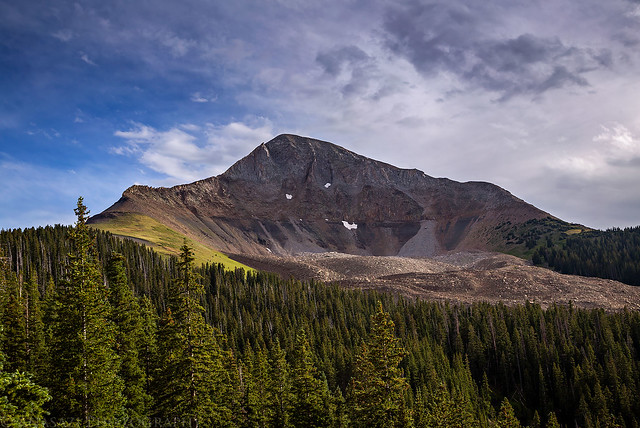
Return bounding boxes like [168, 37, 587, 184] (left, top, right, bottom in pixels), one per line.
[90, 134, 550, 256]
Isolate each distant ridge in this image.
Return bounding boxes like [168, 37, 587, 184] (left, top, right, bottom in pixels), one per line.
[89, 134, 551, 257]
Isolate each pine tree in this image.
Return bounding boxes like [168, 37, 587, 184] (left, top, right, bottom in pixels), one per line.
[545, 411, 560, 428]
[495, 398, 521, 428]
[347, 302, 411, 427]
[0, 343, 51, 428]
[106, 252, 150, 426]
[267, 339, 291, 427]
[244, 347, 272, 427]
[46, 197, 125, 424]
[290, 328, 331, 427]
[154, 241, 231, 427]
[415, 383, 477, 428]
[138, 296, 158, 406]
[24, 272, 45, 377]
[0, 270, 26, 372]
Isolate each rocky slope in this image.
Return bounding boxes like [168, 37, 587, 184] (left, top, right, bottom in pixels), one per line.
[90, 134, 551, 257]
[228, 251, 640, 310]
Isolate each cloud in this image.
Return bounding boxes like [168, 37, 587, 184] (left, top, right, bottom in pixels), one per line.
[113, 118, 275, 183]
[548, 123, 640, 178]
[190, 92, 210, 103]
[80, 53, 96, 66]
[114, 123, 206, 181]
[382, 1, 614, 99]
[51, 29, 73, 42]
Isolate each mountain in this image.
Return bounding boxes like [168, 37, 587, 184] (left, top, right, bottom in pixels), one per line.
[89, 134, 555, 258]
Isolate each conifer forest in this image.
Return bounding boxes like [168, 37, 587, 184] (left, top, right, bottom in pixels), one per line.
[1, 199, 640, 427]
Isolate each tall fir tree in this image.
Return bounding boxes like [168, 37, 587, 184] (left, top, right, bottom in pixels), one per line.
[495, 398, 521, 428]
[0, 269, 26, 373]
[348, 302, 411, 427]
[46, 197, 125, 424]
[290, 329, 332, 428]
[267, 340, 291, 427]
[0, 341, 51, 428]
[106, 253, 151, 426]
[24, 272, 45, 378]
[154, 241, 231, 427]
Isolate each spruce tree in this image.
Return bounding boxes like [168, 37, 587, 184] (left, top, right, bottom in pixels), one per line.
[267, 340, 291, 427]
[290, 329, 331, 427]
[0, 271, 26, 372]
[0, 343, 51, 428]
[154, 241, 230, 427]
[347, 302, 410, 427]
[46, 197, 125, 424]
[106, 253, 150, 426]
[24, 272, 45, 378]
[495, 398, 521, 427]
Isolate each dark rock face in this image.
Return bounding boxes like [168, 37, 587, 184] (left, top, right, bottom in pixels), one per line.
[90, 134, 550, 256]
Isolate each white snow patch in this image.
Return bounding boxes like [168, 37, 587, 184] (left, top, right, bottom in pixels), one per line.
[266, 248, 272, 253]
[324, 182, 331, 188]
[342, 221, 358, 230]
[285, 193, 293, 200]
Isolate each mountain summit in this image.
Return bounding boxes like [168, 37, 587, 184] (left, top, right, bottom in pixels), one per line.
[90, 134, 550, 256]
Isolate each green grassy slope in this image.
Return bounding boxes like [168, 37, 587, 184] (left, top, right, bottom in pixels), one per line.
[488, 216, 591, 259]
[90, 213, 252, 271]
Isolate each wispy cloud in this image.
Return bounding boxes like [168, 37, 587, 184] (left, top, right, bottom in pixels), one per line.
[190, 92, 209, 103]
[52, 29, 73, 42]
[80, 53, 96, 66]
[113, 118, 275, 183]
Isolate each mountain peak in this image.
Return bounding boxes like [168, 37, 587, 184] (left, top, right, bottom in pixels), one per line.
[93, 134, 550, 257]
[221, 134, 423, 192]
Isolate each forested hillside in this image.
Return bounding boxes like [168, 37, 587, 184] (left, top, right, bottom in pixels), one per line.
[1, 199, 640, 427]
[532, 226, 640, 286]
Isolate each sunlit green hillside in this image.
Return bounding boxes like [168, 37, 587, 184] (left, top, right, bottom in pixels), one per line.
[90, 212, 251, 271]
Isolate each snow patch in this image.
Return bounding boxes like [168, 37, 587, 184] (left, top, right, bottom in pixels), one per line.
[342, 221, 358, 230]
[266, 248, 272, 253]
[324, 182, 331, 188]
[285, 194, 293, 200]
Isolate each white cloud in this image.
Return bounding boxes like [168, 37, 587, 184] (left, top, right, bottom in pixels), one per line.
[52, 29, 73, 42]
[552, 123, 640, 177]
[80, 53, 96, 66]
[190, 92, 209, 102]
[113, 118, 275, 183]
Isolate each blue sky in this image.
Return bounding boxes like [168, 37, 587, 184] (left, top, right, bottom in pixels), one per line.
[1, 0, 640, 230]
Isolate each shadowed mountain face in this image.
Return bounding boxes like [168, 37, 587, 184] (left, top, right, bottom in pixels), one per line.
[90, 134, 550, 256]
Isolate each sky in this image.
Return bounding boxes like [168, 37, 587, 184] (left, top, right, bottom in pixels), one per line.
[1, 0, 640, 230]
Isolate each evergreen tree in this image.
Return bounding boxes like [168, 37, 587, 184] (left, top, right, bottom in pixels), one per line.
[46, 197, 125, 424]
[106, 253, 150, 426]
[415, 383, 477, 427]
[154, 241, 231, 427]
[267, 340, 291, 427]
[348, 302, 411, 427]
[0, 270, 26, 372]
[290, 329, 331, 427]
[137, 296, 158, 407]
[24, 272, 45, 377]
[0, 345, 51, 428]
[545, 411, 560, 428]
[495, 398, 522, 427]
